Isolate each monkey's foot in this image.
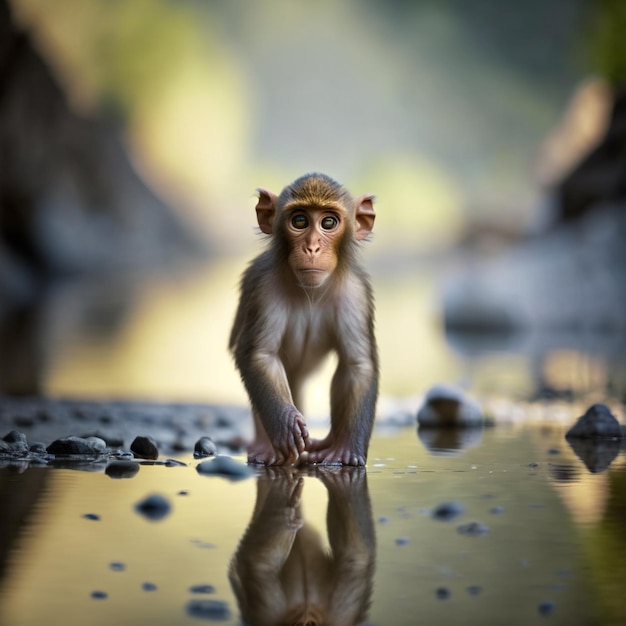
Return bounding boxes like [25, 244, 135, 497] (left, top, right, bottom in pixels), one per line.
[307, 439, 366, 466]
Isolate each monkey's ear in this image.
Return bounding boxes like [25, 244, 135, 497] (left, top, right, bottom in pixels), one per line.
[255, 189, 277, 234]
[354, 194, 376, 240]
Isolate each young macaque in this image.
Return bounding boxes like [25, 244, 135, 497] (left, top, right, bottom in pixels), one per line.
[229, 173, 378, 466]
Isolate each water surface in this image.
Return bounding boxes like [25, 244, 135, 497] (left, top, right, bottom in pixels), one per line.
[1, 420, 624, 626]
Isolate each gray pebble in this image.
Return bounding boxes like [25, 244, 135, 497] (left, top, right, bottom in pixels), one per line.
[194, 436, 217, 458]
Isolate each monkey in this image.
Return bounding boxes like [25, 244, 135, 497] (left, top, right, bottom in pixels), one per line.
[228, 468, 376, 626]
[229, 173, 378, 466]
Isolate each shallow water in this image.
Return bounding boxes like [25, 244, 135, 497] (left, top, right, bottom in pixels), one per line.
[1, 420, 624, 626]
[1, 259, 626, 625]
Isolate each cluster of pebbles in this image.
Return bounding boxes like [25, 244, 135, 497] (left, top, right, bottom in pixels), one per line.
[0, 396, 252, 472]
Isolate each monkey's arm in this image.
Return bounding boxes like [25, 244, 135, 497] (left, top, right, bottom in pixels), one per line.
[232, 287, 309, 465]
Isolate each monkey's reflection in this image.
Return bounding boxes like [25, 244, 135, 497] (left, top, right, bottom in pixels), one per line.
[229, 467, 375, 626]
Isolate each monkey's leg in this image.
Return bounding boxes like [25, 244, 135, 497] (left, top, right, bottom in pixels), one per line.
[307, 361, 377, 466]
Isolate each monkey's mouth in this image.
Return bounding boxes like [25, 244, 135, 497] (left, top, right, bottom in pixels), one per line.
[296, 268, 328, 287]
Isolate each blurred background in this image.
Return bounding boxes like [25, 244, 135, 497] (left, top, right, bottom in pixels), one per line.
[1, 0, 625, 412]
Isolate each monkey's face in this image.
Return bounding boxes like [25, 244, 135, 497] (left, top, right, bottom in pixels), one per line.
[284, 207, 346, 288]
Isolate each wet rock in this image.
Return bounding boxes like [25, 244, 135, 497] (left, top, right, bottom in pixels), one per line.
[432, 501, 465, 521]
[467, 585, 482, 595]
[47, 436, 104, 455]
[196, 456, 255, 481]
[3, 430, 29, 453]
[105, 460, 140, 479]
[194, 436, 217, 458]
[566, 403, 623, 439]
[29, 442, 47, 454]
[135, 494, 171, 521]
[457, 521, 490, 536]
[83, 513, 101, 521]
[417, 384, 483, 428]
[91, 591, 108, 600]
[395, 537, 410, 545]
[185, 599, 231, 621]
[142, 582, 157, 592]
[131, 435, 159, 460]
[109, 562, 126, 571]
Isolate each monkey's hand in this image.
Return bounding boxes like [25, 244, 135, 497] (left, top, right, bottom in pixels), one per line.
[262, 406, 309, 466]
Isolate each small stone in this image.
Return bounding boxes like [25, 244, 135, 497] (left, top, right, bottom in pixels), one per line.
[436, 587, 451, 600]
[196, 456, 255, 481]
[130, 436, 159, 460]
[194, 436, 218, 458]
[91, 591, 108, 600]
[395, 537, 409, 545]
[566, 403, 623, 439]
[29, 442, 47, 454]
[3, 430, 28, 453]
[489, 506, 505, 515]
[538, 600, 556, 616]
[417, 384, 483, 428]
[467, 585, 482, 595]
[83, 513, 101, 521]
[142, 582, 157, 592]
[134, 494, 171, 521]
[106, 460, 140, 479]
[457, 521, 489, 536]
[189, 584, 215, 594]
[432, 501, 465, 521]
[109, 562, 126, 572]
[185, 599, 231, 621]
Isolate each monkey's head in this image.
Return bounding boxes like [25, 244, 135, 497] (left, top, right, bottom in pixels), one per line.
[255, 173, 375, 289]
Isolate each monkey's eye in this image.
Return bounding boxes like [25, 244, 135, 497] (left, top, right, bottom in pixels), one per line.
[320, 216, 338, 230]
[291, 214, 309, 229]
